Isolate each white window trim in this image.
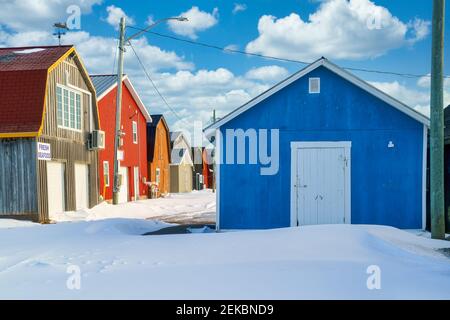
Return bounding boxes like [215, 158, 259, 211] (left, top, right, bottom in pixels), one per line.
[132, 121, 138, 144]
[290, 141, 351, 227]
[56, 84, 83, 133]
[103, 161, 110, 187]
[309, 77, 320, 94]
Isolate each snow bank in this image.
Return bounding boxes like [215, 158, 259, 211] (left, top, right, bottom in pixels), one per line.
[51, 190, 216, 222]
[0, 221, 448, 299]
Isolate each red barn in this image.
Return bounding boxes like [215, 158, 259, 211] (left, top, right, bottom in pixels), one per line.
[91, 75, 151, 203]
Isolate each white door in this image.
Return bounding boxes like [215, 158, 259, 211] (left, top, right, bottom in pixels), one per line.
[293, 142, 351, 226]
[133, 166, 139, 201]
[118, 166, 128, 203]
[47, 161, 65, 219]
[75, 163, 89, 210]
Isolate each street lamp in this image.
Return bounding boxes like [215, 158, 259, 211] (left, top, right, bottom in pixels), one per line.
[112, 16, 188, 204]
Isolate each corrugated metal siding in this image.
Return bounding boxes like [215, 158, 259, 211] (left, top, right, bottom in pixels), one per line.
[36, 54, 99, 222]
[0, 138, 38, 217]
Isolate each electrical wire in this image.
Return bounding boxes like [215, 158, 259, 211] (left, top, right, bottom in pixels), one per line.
[128, 40, 190, 125]
[126, 25, 450, 79]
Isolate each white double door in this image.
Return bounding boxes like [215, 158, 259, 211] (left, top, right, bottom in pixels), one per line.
[293, 142, 351, 226]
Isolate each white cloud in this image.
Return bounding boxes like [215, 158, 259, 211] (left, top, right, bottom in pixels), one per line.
[246, 0, 430, 61]
[233, 3, 247, 14]
[370, 81, 430, 116]
[0, 0, 101, 31]
[370, 78, 450, 117]
[168, 6, 219, 39]
[224, 44, 239, 51]
[105, 5, 134, 29]
[245, 65, 289, 82]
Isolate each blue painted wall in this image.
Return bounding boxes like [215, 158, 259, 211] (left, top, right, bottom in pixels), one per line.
[219, 66, 424, 230]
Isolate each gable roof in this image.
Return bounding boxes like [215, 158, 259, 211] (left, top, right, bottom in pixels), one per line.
[90, 74, 151, 122]
[205, 58, 430, 132]
[0, 45, 76, 137]
[171, 148, 193, 166]
[170, 131, 192, 151]
[170, 131, 182, 142]
[147, 114, 171, 162]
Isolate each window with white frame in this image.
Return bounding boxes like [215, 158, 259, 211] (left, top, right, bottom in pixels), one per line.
[56, 85, 82, 131]
[103, 161, 110, 187]
[155, 168, 160, 185]
[309, 77, 320, 94]
[132, 121, 138, 144]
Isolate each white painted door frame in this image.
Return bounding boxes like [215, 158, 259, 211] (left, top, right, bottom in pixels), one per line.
[47, 161, 66, 219]
[290, 141, 352, 227]
[75, 163, 89, 210]
[133, 166, 139, 201]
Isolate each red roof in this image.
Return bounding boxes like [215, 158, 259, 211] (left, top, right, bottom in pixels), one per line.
[0, 45, 73, 136]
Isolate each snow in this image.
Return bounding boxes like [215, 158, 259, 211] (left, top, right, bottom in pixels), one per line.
[0, 191, 449, 299]
[14, 48, 46, 54]
[51, 190, 216, 223]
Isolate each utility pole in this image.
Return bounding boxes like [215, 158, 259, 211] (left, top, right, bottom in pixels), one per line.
[112, 17, 126, 204]
[111, 16, 188, 204]
[430, 0, 446, 239]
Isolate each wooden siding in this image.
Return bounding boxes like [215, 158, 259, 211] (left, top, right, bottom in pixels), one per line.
[170, 164, 193, 193]
[0, 138, 38, 218]
[36, 54, 99, 222]
[36, 137, 99, 222]
[148, 121, 170, 196]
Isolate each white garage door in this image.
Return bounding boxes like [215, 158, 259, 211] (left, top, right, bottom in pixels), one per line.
[47, 161, 65, 219]
[75, 163, 89, 210]
[118, 166, 129, 203]
[292, 142, 351, 226]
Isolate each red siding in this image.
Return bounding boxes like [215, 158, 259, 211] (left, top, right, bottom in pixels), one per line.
[97, 83, 148, 201]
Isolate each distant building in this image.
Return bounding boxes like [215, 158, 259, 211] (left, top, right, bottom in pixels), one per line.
[147, 115, 171, 197]
[170, 131, 193, 193]
[192, 147, 204, 190]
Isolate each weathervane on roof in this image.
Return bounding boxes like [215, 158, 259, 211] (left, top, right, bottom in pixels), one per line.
[53, 22, 69, 46]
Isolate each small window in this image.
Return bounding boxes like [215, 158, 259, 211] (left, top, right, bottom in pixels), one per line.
[132, 121, 138, 144]
[155, 168, 161, 185]
[103, 161, 110, 187]
[309, 77, 320, 94]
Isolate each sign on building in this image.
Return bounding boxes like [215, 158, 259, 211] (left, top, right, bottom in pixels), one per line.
[37, 142, 51, 160]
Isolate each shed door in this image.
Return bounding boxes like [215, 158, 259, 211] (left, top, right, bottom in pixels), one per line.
[75, 163, 89, 210]
[119, 166, 129, 203]
[47, 161, 65, 219]
[294, 144, 350, 226]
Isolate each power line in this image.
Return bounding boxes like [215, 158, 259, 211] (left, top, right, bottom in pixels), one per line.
[126, 25, 450, 79]
[127, 26, 309, 64]
[127, 40, 190, 125]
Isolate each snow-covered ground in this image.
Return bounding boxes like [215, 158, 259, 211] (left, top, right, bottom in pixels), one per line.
[51, 190, 216, 224]
[0, 191, 449, 300]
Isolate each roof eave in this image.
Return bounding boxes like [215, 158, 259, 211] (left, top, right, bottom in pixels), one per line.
[203, 58, 430, 132]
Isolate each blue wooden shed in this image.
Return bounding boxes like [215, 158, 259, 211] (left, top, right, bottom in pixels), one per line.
[205, 58, 429, 230]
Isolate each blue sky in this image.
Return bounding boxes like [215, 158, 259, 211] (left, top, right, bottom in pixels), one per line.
[0, 0, 448, 131]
